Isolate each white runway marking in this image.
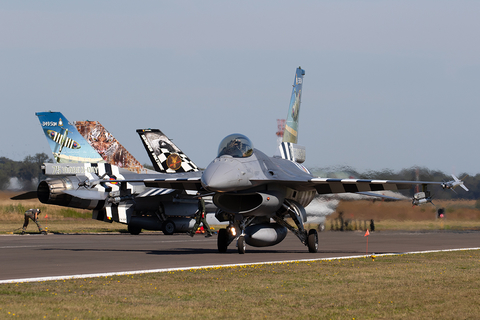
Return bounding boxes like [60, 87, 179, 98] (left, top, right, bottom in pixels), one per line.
[1, 247, 478, 284]
[0, 245, 43, 249]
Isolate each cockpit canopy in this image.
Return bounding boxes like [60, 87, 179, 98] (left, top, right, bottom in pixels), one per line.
[217, 134, 254, 158]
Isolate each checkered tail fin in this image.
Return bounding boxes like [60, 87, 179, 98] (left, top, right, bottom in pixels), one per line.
[137, 129, 199, 173]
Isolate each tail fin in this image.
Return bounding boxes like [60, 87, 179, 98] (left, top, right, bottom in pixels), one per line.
[137, 129, 199, 173]
[36, 111, 104, 163]
[282, 67, 305, 144]
[74, 121, 147, 174]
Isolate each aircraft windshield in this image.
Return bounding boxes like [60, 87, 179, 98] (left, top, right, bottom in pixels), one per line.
[217, 134, 254, 158]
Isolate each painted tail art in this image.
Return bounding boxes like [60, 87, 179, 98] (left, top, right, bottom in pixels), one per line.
[75, 120, 147, 174]
[36, 111, 104, 163]
[36, 111, 148, 174]
[137, 129, 199, 173]
[279, 67, 306, 163]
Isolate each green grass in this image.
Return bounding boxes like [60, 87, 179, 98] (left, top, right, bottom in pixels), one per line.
[2, 193, 480, 318]
[1, 250, 479, 319]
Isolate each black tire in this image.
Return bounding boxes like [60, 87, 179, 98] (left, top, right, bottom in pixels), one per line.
[162, 220, 175, 235]
[218, 228, 229, 253]
[307, 229, 318, 253]
[128, 224, 142, 235]
[237, 235, 246, 254]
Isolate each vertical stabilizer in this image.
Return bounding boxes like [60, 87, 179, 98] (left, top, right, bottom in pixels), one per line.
[75, 121, 147, 174]
[283, 67, 305, 144]
[36, 112, 104, 163]
[137, 129, 199, 173]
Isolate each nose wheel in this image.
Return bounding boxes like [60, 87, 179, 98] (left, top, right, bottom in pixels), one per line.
[237, 235, 246, 254]
[307, 229, 318, 253]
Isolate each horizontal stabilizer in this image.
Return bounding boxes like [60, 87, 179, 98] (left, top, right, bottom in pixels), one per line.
[10, 191, 38, 200]
[137, 188, 175, 197]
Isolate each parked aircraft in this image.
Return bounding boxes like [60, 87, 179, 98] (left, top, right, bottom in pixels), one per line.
[35, 67, 466, 254]
[33, 112, 204, 235]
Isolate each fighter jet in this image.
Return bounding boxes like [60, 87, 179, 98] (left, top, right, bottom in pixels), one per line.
[442, 174, 469, 192]
[35, 67, 467, 254]
[33, 112, 206, 235]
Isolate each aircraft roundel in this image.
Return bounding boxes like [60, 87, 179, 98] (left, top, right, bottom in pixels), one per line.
[167, 153, 182, 171]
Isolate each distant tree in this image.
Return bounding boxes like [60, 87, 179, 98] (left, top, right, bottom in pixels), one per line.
[0, 169, 8, 189]
[0, 153, 52, 190]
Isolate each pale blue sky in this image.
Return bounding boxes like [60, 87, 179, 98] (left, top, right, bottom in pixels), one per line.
[1, 1, 479, 174]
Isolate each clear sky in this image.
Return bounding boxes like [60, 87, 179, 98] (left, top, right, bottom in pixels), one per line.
[1, 1, 479, 175]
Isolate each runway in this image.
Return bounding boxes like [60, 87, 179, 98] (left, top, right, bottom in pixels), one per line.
[1, 230, 479, 283]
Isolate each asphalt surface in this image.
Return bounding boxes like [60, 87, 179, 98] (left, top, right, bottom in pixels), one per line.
[1, 230, 479, 282]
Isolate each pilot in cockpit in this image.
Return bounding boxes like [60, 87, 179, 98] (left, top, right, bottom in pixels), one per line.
[218, 134, 253, 158]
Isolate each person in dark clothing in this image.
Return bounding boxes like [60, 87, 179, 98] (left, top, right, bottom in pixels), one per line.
[22, 208, 47, 235]
[189, 196, 214, 237]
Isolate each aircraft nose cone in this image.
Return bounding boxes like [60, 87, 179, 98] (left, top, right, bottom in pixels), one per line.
[201, 157, 250, 192]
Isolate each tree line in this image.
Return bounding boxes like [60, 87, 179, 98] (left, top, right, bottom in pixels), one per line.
[0, 154, 477, 200]
[0, 153, 52, 191]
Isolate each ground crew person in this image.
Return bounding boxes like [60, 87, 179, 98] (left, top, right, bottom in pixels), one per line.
[189, 195, 214, 237]
[22, 208, 47, 235]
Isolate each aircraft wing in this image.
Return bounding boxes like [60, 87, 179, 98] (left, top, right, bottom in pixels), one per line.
[103, 176, 446, 196]
[10, 191, 38, 200]
[309, 178, 444, 195]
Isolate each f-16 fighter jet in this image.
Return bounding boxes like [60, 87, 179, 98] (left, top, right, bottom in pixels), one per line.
[36, 67, 467, 253]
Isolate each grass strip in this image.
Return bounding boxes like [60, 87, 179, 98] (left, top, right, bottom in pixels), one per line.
[0, 250, 479, 319]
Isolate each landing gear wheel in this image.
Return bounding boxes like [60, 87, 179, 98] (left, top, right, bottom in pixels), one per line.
[128, 224, 142, 235]
[237, 235, 246, 254]
[162, 220, 175, 235]
[218, 228, 229, 253]
[307, 229, 318, 253]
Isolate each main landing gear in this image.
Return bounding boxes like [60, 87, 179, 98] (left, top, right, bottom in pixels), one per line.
[215, 204, 319, 254]
[216, 224, 318, 254]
